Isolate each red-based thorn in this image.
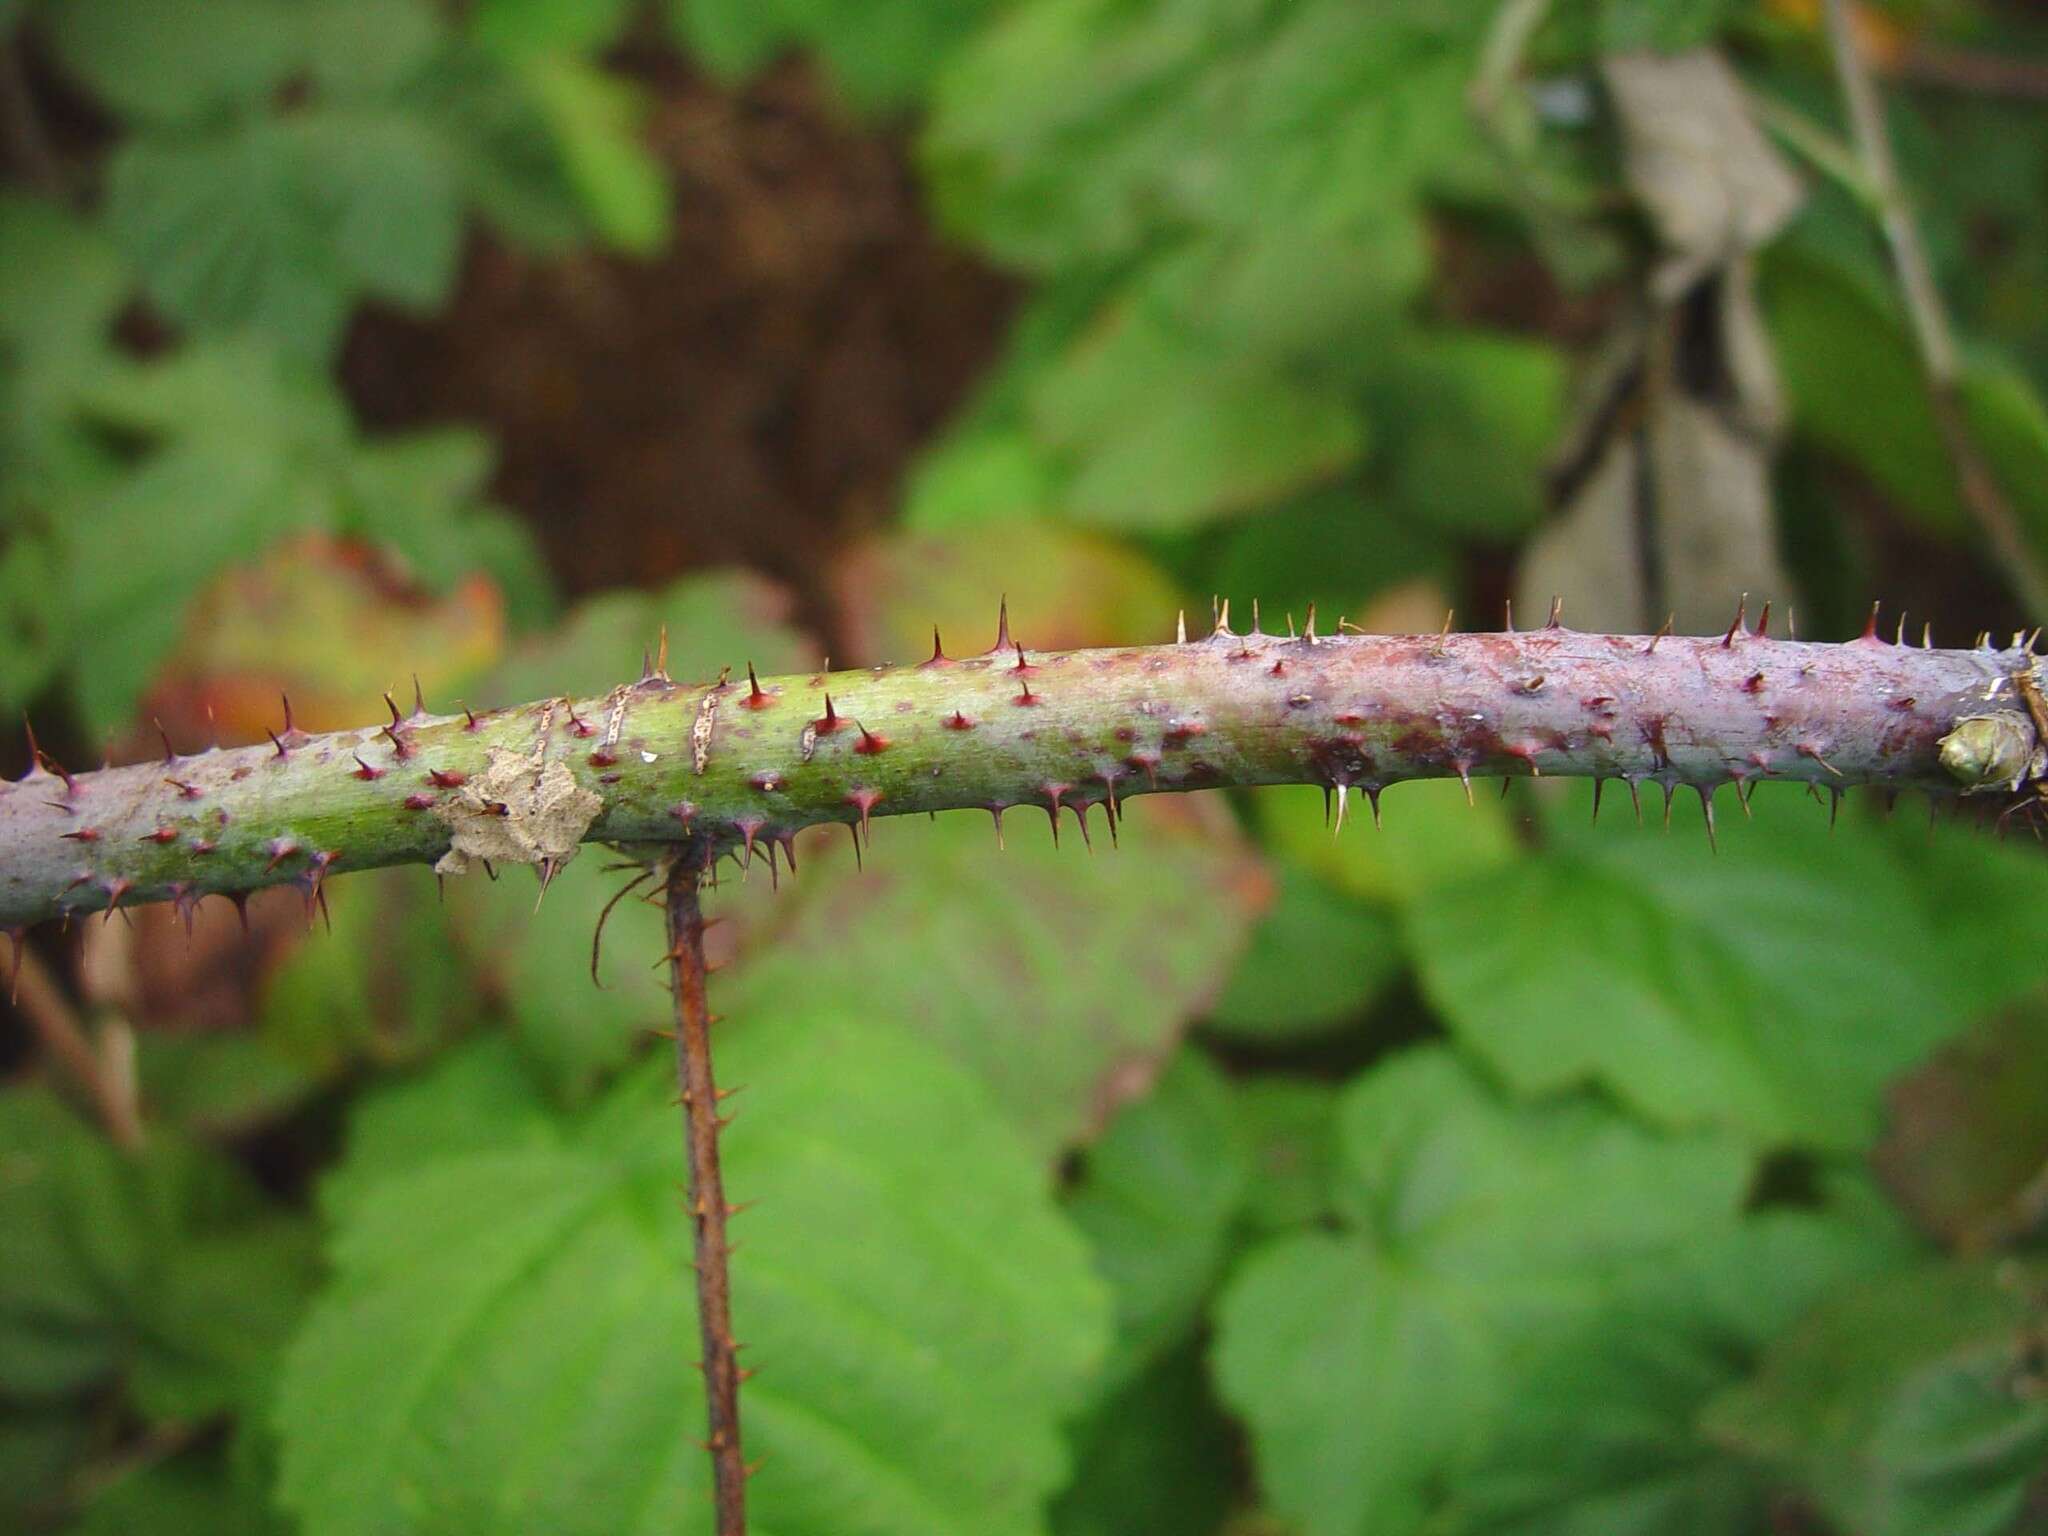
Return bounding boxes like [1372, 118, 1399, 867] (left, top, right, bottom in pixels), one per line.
[853, 722, 888, 755]
[742, 662, 773, 710]
[141, 824, 178, 844]
[944, 710, 974, 731]
[991, 595, 1011, 654]
[1043, 783, 1068, 847]
[36, 747, 76, 795]
[921, 626, 949, 668]
[427, 767, 467, 788]
[165, 777, 202, 800]
[353, 754, 386, 781]
[265, 837, 301, 871]
[845, 786, 883, 847]
[816, 694, 844, 734]
[1721, 594, 1747, 647]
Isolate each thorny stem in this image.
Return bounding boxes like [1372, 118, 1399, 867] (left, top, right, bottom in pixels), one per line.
[1822, 0, 2048, 623]
[663, 858, 747, 1536]
[1, 610, 2043, 931]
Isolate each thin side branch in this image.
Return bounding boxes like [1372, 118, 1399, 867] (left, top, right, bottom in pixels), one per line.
[7, 946, 144, 1150]
[1822, 0, 2048, 621]
[663, 858, 747, 1536]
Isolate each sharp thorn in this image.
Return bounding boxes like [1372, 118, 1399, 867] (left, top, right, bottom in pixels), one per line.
[1722, 594, 1747, 647]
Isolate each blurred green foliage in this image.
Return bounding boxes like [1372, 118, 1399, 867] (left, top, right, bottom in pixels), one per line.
[6, 1, 2048, 1534]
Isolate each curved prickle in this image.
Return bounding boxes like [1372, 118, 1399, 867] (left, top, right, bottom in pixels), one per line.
[0, 613, 2037, 927]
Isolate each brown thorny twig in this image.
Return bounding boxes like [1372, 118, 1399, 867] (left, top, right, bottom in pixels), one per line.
[1821, 0, 2048, 623]
[7, 943, 144, 1151]
[662, 857, 749, 1536]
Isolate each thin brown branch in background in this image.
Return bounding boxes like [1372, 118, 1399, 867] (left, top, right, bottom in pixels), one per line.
[1822, 0, 2048, 623]
[7, 946, 144, 1150]
[1900, 42, 2048, 105]
[662, 857, 747, 1536]
[0, 37, 65, 198]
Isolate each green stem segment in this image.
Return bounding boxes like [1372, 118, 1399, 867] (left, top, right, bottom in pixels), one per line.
[1, 616, 2037, 932]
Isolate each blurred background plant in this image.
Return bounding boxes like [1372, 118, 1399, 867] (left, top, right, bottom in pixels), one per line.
[5, 0, 2048, 1532]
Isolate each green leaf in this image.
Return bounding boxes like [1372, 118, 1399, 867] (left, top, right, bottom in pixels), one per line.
[0, 1403, 89, 1530]
[0, 194, 129, 358]
[1597, 0, 1734, 54]
[317, 1035, 564, 1224]
[277, 1011, 1110, 1536]
[724, 797, 1266, 1157]
[41, 339, 534, 732]
[1211, 1047, 1750, 1536]
[901, 426, 1062, 532]
[69, 1444, 291, 1536]
[1365, 329, 1567, 539]
[1448, 1199, 1911, 1535]
[1254, 778, 1517, 909]
[1064, 1049, 1251, 1395]
[256, 868, 473, 1086]
[1762, 241, 1967, 537]
[664, 0, 788, 81]
[1052, 1338, 1237, 1536]
[520, 56, 672, 255]
[1234, 1078, 1340, 1235]
[1199, 483, 1449, 631]
[1027, 304, 1366, 530]
[924, 0, 1495, 273]
[665, 0, 1001, 113]
[474, 0, 638, 56]
[0, 1088, 317, 1419]
[1206, 864, 1401, 1043]
[410, 44, 591, 254]
[1703, 1261, 2048, 1536]
[42, 0, 299, 123]
[1406, 783, 2048, 1150]
[107, 107, 463, 358]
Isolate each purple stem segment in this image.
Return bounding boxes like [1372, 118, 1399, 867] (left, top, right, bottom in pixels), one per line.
[1, 616, 2035, 931]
